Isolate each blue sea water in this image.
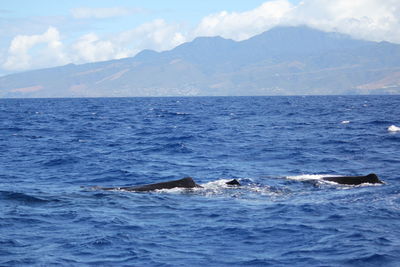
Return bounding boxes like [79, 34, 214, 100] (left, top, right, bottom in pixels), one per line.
[1, 96, 400, 266]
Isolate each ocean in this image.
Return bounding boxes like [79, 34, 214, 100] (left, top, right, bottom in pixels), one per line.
[1, 96, 400, 266]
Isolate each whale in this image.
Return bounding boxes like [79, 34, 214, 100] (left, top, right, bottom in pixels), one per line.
[94, 173, 383, 192]
[322, 173, 382, 185]
[226, 179, 241, 186]
[99, 177, 200, 192]
[97, 177, 241, 192]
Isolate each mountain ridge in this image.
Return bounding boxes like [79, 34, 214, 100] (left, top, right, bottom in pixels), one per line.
[1, 26, 400, 97]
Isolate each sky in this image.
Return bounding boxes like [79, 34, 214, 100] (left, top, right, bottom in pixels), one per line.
[1, 0, 399, 76]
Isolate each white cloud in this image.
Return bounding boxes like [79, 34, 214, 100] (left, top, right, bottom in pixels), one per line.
[289, 0, 400, 43]
[71, 33, 130, 62]
[2, 0, 400, 73]
[3, 26, 68, 71]
[193, 0, 400, 43]
[1, 19, 187, 71]
[71, 7, 142, 19]
[194, 0, 293, 41]
[116, 19, 186, 52]
[70, 19, 186, 64]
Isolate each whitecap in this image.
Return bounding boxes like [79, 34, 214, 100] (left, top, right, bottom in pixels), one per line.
[285, 174, 336, 181]
[150, 179, 240, 196]
[200, 178, 280, 197]
[341, 120, 350, 124]
[388, 125, 400, 132]
[201, 179, 239, 189]
[153, 187, 190, 194]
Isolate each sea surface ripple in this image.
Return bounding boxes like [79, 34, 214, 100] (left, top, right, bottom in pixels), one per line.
[1, 96, 400, 266]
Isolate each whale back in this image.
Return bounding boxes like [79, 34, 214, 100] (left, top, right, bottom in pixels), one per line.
[119, 177, 200, 192]
[226, 179, 241, 186]
[322, 173, 382, 185]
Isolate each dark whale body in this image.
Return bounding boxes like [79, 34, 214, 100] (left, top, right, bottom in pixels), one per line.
[101, 177, 200, 192]
[98, 177, 241, 192]
[322, 173, 382, 185]
[226, 179, 240, 186]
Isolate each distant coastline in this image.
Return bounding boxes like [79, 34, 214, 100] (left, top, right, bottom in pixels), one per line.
[1, 26, 400, 98]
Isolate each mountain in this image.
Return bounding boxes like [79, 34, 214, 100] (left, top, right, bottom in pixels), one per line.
[1, 26, 400, 98]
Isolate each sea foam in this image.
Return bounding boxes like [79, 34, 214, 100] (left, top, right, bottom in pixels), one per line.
[285, 174, 336, 181]
[388, 125, 400, 132]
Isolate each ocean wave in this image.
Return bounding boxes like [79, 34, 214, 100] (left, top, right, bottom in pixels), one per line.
[41, 156, 81, 167]
[0, 190, 52, 204]
[0, 126, 24, 132]
[2, 96, 400, 266]
[152, 108, 192, 117]
[369, 119, 393, 125]
[345, 253, 396, 266]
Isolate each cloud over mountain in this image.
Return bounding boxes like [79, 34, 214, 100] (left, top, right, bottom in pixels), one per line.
[193, 0, 293, 41]
[193, 0, 400, 43]
[2, 26, 400, 98]
[1, 0, 400, 74]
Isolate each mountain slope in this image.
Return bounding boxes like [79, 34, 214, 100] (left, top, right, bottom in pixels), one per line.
[1, 26, 400, 97]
